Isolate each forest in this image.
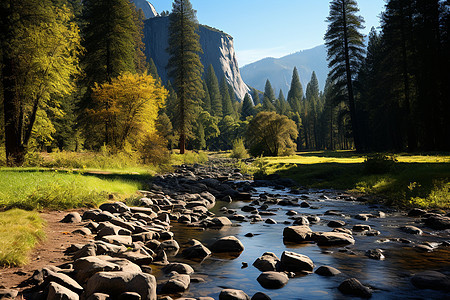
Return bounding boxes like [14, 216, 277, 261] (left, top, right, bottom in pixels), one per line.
[1, 0, 450, 167]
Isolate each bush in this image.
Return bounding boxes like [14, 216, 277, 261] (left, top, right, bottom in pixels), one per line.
[364, 153, 397, 174]
[138, 134, 171, 166]
[230, 138, 249, 159]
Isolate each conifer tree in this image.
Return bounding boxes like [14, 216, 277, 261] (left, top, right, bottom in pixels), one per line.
[167, 0, 204, 154]
[148, 57, 160, 82]
[252, 88, 261, 104]
[206, 65, 222, 118]
[201, 79, 211, 113]
[82, 0, 138, 85]
[220, 77, 234, 117]
[241, 93, 255, 120]
[264, 79, 276, 103]
[325, 0, 365, 152]
[287, 67, 303, 114]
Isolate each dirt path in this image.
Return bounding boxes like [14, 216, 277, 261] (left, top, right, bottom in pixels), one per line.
[0, 210, 89, 291]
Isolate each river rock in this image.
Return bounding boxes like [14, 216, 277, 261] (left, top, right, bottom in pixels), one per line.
[73, 256, 121, 283]
[209, 217, 232, 227]
[411, 271, 450, 291]
[332, 228, 353, 235]
[292, 216, 310, 226]
[96, 224, 132, 238]
[61, 212, 82, 223]
[86, 293, 111, 300]
[99, 202, 131, 214]
[315, 265, 341, 276]
[264, 218, 277, 224]
[313, 232, 355, 246]
[365, 249, 385, 260]
[327, 220, 346, 228]
[101, 235, 133, 247]
[85, 272, 156, 300]
[286, 210, 297, 216]
[253, 252, 280, 272]
[118, 292, 141, 300]
[257, 272, 289, 289]
[355, 214, 370, 221]
[251, 292, 271, 300]
[280, 251, 314, 272]
[47, 282, 79, 300]
[117, 249, 154, 265]
[210, 236, 244, 253]
[283, 225, 313, 242]
[307, 216, 320, 224]
[162, 263, 194, 275]
[408, 208, 427, 217]
[161, 273, 191, 293]
[0, 289, 19, 299]
[338, 278, 372, 298]
[73, 228, 92, 236]
[219, 289, 250, 300]
[400, 225, 423, 235]
[182, 243, 211, 259]
[352, 224, 372, 232]
[423, 215, 450, 230]
[44, 271, 84, 294]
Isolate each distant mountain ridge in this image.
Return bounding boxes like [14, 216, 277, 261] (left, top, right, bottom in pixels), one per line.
[240, 45, 329, 95]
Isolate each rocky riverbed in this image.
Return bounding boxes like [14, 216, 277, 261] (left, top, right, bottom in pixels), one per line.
[2, 159, 450, 299]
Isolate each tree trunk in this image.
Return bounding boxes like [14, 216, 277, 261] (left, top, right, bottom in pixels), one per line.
[179, 133, 186, 154]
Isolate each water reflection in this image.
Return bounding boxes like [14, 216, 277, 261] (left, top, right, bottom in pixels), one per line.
[158, 187, 450, 299]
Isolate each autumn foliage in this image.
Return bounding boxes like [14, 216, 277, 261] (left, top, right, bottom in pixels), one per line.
[88, 72, 168, 151]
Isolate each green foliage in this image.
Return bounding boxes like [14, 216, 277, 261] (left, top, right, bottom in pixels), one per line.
[0, 0, 82, 165]
[364, 153, 397, 174]
[241, 93, 255, 120]
[82, 0, 138, 84]
[220, 77, 234, 117]
[325, 0, 365, 151]
[0, 209, 45, 266]
[246, 112, 298, 157]
[0, 170, 142, 211]
[287, 67, 303, 114]
[138, 134, 171, 166]
[167, 0, 204, 153]
[206, 65, 222, 118]
[230, 138, 249, 159]
[171, 151, 208, 165]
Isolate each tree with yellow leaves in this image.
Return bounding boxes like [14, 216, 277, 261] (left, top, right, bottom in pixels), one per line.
[0, 0, 82, 165]
[88, 72, 167, 150]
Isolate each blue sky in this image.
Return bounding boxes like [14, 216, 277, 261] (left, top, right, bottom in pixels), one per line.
[150, 0, 386, 67]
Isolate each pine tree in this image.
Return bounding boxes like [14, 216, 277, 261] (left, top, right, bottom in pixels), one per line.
[287, 67, 303, 114]
[241, 93, 255, 120]
[206, 65, 222, 118]
[252, 88, 261, 104]
[167, 0, 204, 154]
[264, 79, 276, 103]
[325, 0, 365, 152]
[201, 79, 211, 113]
[148, 57, 160, 82]
[275, 90, 290, 115]
[220, 77, 234, 117]
[82, 0, 138, 85]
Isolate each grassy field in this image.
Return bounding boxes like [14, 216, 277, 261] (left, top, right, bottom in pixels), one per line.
[252, 151, 450, 209]
[0, 209, 45, 266]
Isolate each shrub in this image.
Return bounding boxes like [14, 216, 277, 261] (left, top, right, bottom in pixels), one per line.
[138, 134, 171, 166]
[230, 138, 249, 159]
[364, 153, 397, 174]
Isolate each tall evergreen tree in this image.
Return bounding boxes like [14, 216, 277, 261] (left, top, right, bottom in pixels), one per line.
[325, 0, 365, 152]
[275, 89, 290, 115]
[206, 65, 222, 117]
[287, 67, 303, 114]
[241, 93, 255, 120]
[220, 77, 234, 117]
[264, 79, 276, 103]
[82, 0, 137, 85]
[167, 0, 204, 154]
[201, 78, 211, 113]
[252, 88, 261, 104]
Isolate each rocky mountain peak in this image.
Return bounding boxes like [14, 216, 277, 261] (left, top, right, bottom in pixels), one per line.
[130, 0, 158, 19]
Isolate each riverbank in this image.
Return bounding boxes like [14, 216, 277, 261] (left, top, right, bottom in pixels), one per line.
[1, 158, 449, 299]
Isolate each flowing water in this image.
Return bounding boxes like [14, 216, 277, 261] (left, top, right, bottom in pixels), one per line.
[154, 186, 450, 299]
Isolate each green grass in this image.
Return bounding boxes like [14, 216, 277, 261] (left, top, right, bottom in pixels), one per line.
[171, 151, 209, 165]
[0, 209, 45, 266]
[254, 151, 450, 209]
[0, 169, 148, 211]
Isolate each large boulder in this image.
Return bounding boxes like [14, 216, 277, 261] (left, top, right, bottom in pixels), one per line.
[61, 212, 82, 223]
[44, 271, 84, 294]
[182, 243, 211, 260]
[312, 232, 355, 246]
[96, 224, 132, 238]
[411, 271, 450, 291]
[73, 256, 121, 283]
[160, 273, 191, 293]
[280, 251, 314, 272]
[253, 252, 280, 272]
[85, 272, 156, 300]
[338, 278, 372, 298]
[210, 236, 244, 253]
[423, 215, 450, 230]
[219, 289, 250, 300]
[47, 282, 79, 300]
[99, 202, 131, 214]
[162, 263, 194, 275]
[283, 226, 313, 243]
[256, 272, 289, 289]
[315, 265, 341, 276]
[400, 225, 423, 235]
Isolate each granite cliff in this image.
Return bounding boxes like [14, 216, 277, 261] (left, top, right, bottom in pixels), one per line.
[143, 16, 250, 101]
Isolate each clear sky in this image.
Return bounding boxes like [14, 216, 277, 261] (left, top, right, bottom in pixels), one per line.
[150, 0, 386, 67]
